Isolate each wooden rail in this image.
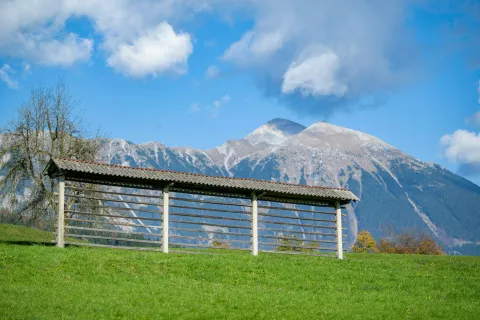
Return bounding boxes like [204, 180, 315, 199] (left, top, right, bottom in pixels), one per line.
[57, 183, 349, 259]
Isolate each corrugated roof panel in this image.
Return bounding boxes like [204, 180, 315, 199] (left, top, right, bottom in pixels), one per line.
[45, 158, 360, 202]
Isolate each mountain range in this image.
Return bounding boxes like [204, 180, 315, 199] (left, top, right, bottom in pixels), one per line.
[97, 118, 480, 255]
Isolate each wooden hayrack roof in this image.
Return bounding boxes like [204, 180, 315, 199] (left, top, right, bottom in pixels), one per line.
[44, 158, 359, 205]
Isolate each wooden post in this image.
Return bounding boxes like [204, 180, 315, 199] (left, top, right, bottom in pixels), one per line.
[162, 186, 169, 253]
[251, 191, 258, 256]
[56, 175, 65, 248]
[335, 201, 343, 259]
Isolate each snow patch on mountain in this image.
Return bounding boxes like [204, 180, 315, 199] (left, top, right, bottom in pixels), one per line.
[405, 192, 440, 238]
[20, 117, 474, 254]
[370, 155, 403, 188]
[216, 143, 236, 176]
[245, 118, 306, 145]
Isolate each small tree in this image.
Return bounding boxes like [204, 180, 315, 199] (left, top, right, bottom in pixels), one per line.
[417, 233, 444, 255]
[376, 238, 396, 254]
[376, 229, 444, 255]
[212, 240, 231, 249]
[352, 230, 377, 253]
[277, 235, 320, 253]
[0, 80, 101, 224]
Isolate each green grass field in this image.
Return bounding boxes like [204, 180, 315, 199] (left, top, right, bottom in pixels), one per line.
[1, 223, 479, 319]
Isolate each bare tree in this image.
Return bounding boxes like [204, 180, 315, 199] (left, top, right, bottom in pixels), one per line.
[0, 80, 101, 224]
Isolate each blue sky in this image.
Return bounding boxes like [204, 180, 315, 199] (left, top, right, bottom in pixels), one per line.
[0, 0, 480, 185]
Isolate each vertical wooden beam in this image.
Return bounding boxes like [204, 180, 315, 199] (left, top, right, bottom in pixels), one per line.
[335, 201, 343, 259]
[251, 191, 258, 256]
[56, 175, 65, 248]
[162, 186, 169, 253]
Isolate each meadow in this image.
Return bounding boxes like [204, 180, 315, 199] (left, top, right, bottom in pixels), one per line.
[1, 224, 479, 319]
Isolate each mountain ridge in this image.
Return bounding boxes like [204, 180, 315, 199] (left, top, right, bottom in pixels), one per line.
[97, 118, 480, 255]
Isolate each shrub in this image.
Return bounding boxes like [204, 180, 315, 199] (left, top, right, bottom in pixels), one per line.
[417, 234, 444, 255]
[352, 230, 377, 253]
[212, 240, 231, 249]
[376, 238, 396, 254]
[377, 229, 444, 255]
[277, 235, 318, 253]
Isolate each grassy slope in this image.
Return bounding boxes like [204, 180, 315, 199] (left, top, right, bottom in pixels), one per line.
[1, 224, 479, 319]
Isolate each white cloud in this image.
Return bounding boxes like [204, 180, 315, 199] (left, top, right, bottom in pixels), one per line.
[0, 0, 201, 76]
[0, 1, 94, 66]
[0, 64, 19, 89]
[205, 65, 220, 80]
[282, 49, 347, 97]
[107, 23, 192, 77]
[223, 30, 285, 64]
[440, 130, 480, 166]
[22, 34, 93, 66]
[222, 0, 411, 106]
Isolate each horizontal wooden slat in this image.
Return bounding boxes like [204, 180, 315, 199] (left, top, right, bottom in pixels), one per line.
[169, 219, 251, 230]
[64, 241, 164, 252]
[258, 212, 336, 223]
[259, 219, 336, 229]
[169, 235, 248, 243]
[65, 225, 161, 237]
[67, 186, 163, 199]
[169, 227, 250, 237]
[257, 205, 335, 216]
[260, 250, 336, 258]
[258, 196, 332, 207]
[169, 211, 250, 222]
[66, 218, 160, 229]
[66, 194, 162, 207]
[65, 210, 163, 221]
[168, 242, 249, 250]
[258, 242, 336, 251]
[171, 188, 250, 200]
[170, 196, 251, 208]
[169, 204, 249, 215]
[258, 235, 340, 244]
[64, 234, 162, 244]
[258, 227, 339, 237]
[69, 203, 161, 215]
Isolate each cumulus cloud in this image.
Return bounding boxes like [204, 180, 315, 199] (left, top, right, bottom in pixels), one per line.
[0, 0, 200, 77]
[222, 0, 418, 114]
[23, 34, 93, 66]
[441, 130, 480, 176]
[0, 64, 19, 89]
[223, 30, 286, 64]
[282, 49, 347, 97]
[2, 0, 477, 108]
[0, 1, 94, 66]
[107, 23, 192, 77]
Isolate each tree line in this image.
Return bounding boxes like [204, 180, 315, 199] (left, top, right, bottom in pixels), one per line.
[352, 229, 444, 255]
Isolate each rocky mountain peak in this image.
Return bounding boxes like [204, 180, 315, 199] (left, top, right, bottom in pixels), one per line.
[245, 118, 306, 146]
[287, 121, 398, 154]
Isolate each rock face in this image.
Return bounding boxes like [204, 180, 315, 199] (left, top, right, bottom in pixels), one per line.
[89, 119, 480, 255]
